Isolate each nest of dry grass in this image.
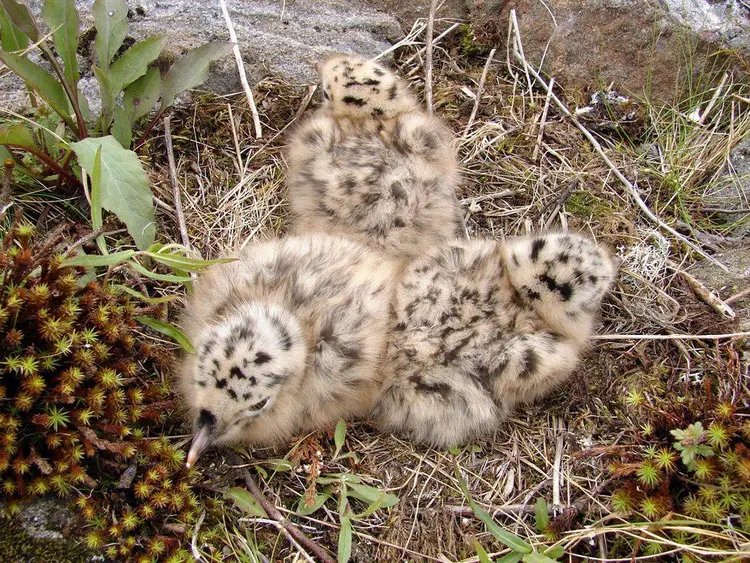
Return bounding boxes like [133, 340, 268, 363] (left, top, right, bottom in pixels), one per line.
[128, 16, 750, 563]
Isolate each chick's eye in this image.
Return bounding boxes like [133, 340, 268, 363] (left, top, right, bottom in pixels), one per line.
[322, 90, 330, 101]
[248, 398, 268, 411]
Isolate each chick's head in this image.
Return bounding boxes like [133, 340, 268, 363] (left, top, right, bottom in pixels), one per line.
[184, 303, 306, 467]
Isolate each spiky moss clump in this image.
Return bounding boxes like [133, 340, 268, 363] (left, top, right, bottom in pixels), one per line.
[601, 342, 750, 558]
[0, 221, 196, 562]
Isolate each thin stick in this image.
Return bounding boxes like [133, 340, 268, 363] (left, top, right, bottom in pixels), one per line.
[218, 0, 262, 138]
[463, 48, 497, 136]
[592, 332, 750, 341]
[552, 422, 563, 508]
[671, 263, 735, 320]
[532, 77, 554, 161]
[244, 472, 336, 563]
[725, 286, 750, 304]
[424, 0, 438, 115]
[163, 116, 192, 250]
[507, 10, 729, 273]
[190, 510, 206, 562]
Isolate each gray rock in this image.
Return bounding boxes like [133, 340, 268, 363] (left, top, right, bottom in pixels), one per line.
[468, 0, 750, 104]
[704, 136, 750, 237]
[1, 0, 403, 113]
[0, 498, 94, 562]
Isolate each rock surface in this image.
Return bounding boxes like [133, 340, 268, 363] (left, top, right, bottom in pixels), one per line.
[1, 0, 403, 111]
[469, 0, 750, 103]
[0, 498, 95, 563]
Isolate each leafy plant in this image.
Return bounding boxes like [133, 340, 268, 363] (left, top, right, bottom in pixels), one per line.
[605, 351, 750, 560]
[0, 219, 202, 561]
[671, 421, 715, 470]
[455, 463, 565, 563]
[0, 0, 232, 248]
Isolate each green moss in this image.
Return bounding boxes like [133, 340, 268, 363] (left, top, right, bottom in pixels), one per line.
[565, 191, 615, 218]
[458, 24, 486, 58]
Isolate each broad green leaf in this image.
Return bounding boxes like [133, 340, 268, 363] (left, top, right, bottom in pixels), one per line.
[129, 260, 192, 283]
[0, 0, 38, 41]
[112, 284, 181, 304]
[0, 124, 37, 149]
[334, 419, 346, 458]
[542, 546, 564, 559]
[109, 35, 166, 92]
[496, 553, 524, 563]
[522, 554, 560, 563]
[455, 463, 532, 554]
[224, 487, 266, 517]
[112, 104, 132, 148]
[94, 65, 115, 130]
[92, 0, 127, 69]
[346, 482, 399, 509]
[0, 50, 71, 121]
[0, 5, 28, 51]
[296, 493, 329, 516]
[337, 515, 352, 563]
[71, 136, 155, 250]
[61, 249, 135, 268]
[135, 315, 195, 353]
[144, 251, 234, 272]
[160, 41, 233, 110]
[124, 67, 161, 123]
[41, 0, 79, 87]
[534, 498, 549, 533]
[90, 146, 107, 254]
[474, 538, 494, 563]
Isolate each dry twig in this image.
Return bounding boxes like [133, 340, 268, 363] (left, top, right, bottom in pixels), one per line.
[244, 471, 336, 563]
[163, 115, 192, 250]
[424, 0, 438, 115]
[463, 48, 497, 136]
[218, 0, 262, 138]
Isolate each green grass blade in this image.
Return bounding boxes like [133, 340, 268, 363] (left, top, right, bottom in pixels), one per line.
[61, 250, 135, 267]
[145, 251, 235, 271]
[534, 498, 549, 533]
[337, 515, 352, 563]
[334, 419, 346, 458]
[455, 461, 532, 554]
[112, 284, 180, 304]
[522, 553, 561, 563]
[474, 538, 494, 563]
[135, 315, 195, 353]
[128, 260, 192, 283]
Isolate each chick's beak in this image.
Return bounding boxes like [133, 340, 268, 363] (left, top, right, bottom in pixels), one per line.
[186, 424, 212, 468]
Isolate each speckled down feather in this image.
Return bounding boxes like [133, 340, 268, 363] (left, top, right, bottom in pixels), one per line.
[285, 53, 463, 261]
[371, 233, 617, 447]
[176, 234, 396, 460]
